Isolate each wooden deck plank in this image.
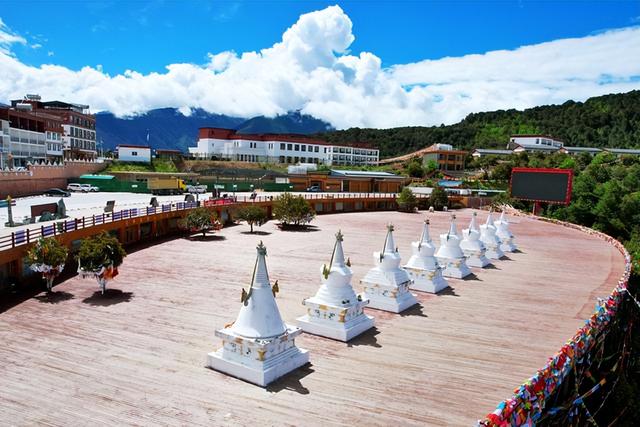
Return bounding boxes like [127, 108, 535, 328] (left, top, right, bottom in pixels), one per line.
[0, 210, 625, 426]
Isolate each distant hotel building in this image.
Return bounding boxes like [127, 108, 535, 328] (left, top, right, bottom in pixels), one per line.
[0, 95, 97, 168]
[422, 143, 467, 172]
[189, 128, 379, 166]
[507, 135, 564, 153]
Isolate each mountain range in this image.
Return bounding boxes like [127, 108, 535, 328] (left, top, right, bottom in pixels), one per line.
[96, 110, 333, 152]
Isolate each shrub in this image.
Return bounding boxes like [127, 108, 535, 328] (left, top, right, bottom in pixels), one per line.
[273, 193, 315, 227]
[429, 186, 449, 211]
[179, 207, 221, 237]
[396, 187, 418, 212]
[236, 205, 268, 233]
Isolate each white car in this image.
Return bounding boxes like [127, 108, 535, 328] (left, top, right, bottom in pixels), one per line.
[67, 183, 86, 192]
[80, 184, 100, 192]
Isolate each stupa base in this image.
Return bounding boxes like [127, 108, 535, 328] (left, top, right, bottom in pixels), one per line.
[485, 248, 505, 260]
[500, 242, 517, 252]
[297, 313, 375, 341]
[465, 254, 492, 268]
[437, 257, 472, 279]
[364, 287, 418, 313]
[405, 267, 449, 293]
[207, 346, 309, 387]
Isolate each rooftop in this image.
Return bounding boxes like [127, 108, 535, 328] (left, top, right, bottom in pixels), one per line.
[329, 169, 404, 179]
[199, 127, 377, 150]
[0, 210, 625, 425]
[605, 148, 640, 154]
[472, 149, 513, 155]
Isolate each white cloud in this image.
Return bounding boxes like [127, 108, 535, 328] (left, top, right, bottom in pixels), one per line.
[0, 17, 27, 55]
[30, 43, 42, 49]
[0, 6, 639, 129]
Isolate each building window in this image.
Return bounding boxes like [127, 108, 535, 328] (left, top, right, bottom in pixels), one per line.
[132, 151, 137, 156]
[294, 144, 299, 151]
[314, 146, 319, 153]
[287, 143, 292, 151]
[301, 145, 306, 152]
[280, 143, 285, 150]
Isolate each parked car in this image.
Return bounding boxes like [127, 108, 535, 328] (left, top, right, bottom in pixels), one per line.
[80, 184, 100, 192]
[67, 183, 86, 192]
[186, 184, 207, 194]
[306, 184, 322, 192]
[44, 188, 71, 197]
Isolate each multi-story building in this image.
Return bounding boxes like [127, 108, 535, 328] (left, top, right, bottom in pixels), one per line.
[422, 143, 467, 172]
[189, 128, 379, 166]
[11, 95, 97, 161]
[0, 105, 49, 168]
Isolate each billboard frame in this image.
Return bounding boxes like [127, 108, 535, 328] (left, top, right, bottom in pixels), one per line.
[509, 167, 574, 205]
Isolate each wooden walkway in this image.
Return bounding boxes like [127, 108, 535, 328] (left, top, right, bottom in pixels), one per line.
[0, 210, 625, 426]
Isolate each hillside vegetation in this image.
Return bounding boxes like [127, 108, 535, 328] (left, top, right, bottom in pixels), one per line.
[319, 90, 640, 158]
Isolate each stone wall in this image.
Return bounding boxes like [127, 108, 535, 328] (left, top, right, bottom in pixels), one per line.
[0, 161, 107, 198]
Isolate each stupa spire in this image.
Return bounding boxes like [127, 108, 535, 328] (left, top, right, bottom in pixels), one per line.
[383, 223, 397, 254]
[419, 219, 431, 247]
[469, 212, 479, 232]
[485, 210, 495, 227]
[331, 230, 346, 268]
[447, 214, 458, 238]
[253, 241, 270, 288]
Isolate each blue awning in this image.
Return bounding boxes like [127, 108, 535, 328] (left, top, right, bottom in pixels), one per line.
[438, 180, 462, 188]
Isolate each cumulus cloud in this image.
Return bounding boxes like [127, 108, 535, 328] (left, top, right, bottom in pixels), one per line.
[0, 6, 639, 128]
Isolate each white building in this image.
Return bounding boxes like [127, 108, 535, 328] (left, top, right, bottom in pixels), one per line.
[507, 135, 564, 153]
[189, 128, 379, 166]
[117, 145, 151, 163]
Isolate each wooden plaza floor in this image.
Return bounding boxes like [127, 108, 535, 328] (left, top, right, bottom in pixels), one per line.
[0, 210, 626, 426]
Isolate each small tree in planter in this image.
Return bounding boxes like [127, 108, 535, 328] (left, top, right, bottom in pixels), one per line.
[236, 205, 268, 233]
[273, 193, 315, 228]
[397, 187, 418, 212]
[429, 186, 449, 211]
[179, 207, 221, 237]
[77, 232, 126, 294]
[26, 238, 68, 292]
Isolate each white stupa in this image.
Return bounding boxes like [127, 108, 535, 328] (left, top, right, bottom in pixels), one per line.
[297, 230, 375, 341]
[207, 242, 309, 387]
[403, 219, 449, 293]
[361, 224, 418, 313]
[460, 212, 492, 268]
[435, 215, 472, 279]
[495, 211, 517, 252]
[480, 211, 505, 260]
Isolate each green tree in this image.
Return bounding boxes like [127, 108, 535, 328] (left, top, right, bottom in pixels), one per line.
[429, 186, 449, 211]
[396, 187, 418, 212]
[26, 238, 68, 292]
[77, 232, 126, 272]
[405, 158, 424, 178]
[236, 205, 268, 233]
[179, 207, 221, 237]
[273, 193, 315, 227]
[77, 232, 126, 294]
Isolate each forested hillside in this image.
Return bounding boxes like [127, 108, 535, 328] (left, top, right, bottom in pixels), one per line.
[319, 90, 640, 158]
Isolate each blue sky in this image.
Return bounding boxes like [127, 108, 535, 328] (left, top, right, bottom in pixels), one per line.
[3, 1, 638, 74]
[1, 2, 639, 128]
